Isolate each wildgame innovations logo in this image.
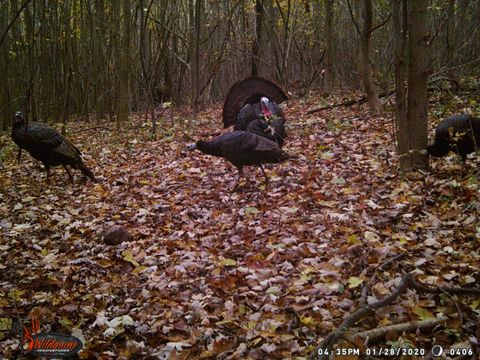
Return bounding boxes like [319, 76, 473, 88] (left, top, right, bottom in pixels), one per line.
[19, 318, 83, 358]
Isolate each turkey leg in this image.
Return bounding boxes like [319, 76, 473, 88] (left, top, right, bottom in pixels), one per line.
[63, 165, 74, 183]
[233, 166, 252, 190]
[259, 164, 269, 184]
[44, 165, 51, 183]
[233, 167, 244, 190]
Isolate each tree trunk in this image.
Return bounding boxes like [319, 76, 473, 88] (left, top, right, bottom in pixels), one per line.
[117, 0, 131, 129]
[399, 0, 429, 171]
[359, 0, 381, 114]
[445, 0, 456, 81]
[323, 0, 335, 94]
[251, 0, 263, 76]
[456, 0, 469, 49]
[191, 0, 202, 118]
[0, 1, 10, 130]
[93, 0, 108, 121]
[24, 2, 36, 119]
[312, 0, 322, 50]
[392, 0, 407, 154]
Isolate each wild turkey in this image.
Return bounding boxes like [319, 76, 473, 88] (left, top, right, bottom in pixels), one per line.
[223, 77, 288, 147]
[11, 111, 97, 183]
[186, 131, 289, 189]
[241, 97, 288, 147]
[427, 114, 480, 163]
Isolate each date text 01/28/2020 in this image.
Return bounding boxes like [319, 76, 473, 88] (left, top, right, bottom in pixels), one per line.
[317, 347, 427, 357]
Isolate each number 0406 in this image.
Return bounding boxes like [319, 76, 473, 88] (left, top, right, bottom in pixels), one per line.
[449, 348, 473, 356]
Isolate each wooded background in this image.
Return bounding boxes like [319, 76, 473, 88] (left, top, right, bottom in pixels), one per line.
[0, 0, 479, 130]
[2, 2, 480, 357]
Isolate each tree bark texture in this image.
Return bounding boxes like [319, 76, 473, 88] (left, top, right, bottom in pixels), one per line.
[359, 0, 382, 114]
[401, 0, 429, 171]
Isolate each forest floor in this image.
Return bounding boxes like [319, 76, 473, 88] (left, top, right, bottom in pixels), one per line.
[0, 94, 479, 359]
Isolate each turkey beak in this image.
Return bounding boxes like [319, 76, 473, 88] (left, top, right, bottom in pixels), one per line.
[260, 97, 272, 118]
[14, 111, 24, 125]
[185, 143, 197, 151]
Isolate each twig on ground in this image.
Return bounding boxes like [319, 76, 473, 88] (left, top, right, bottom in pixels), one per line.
[310, 273, 480, 360]
[359, 252, 408, 306]
[344, 315, 449, 345]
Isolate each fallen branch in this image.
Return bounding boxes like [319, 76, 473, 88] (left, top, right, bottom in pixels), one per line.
[78, 125, 108, 132]
[410, 280, 480, 296]
[360, 252, 408, 306]
[345, 315, 449, 345]
[306, 76, 462, 115]
[306, 89, 396, 115]
[310, 273, 413, 360]
[310, 273, 480, 360]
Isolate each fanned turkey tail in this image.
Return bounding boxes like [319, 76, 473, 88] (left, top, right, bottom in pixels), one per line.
[222, 77, 288, 128]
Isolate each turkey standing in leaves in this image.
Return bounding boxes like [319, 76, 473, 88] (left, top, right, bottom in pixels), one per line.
[186, 131, 289, 189]
[427, 114, 480, 164]
[223, 77, 288, 147]
[243, 97, 287, 147]
[11, 111, 97, 183]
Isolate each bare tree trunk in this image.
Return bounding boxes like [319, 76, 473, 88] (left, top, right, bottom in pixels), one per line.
[264, 0, 281, 80]
[191, 0, 201, 118]
[456, 0, 469, 48]
[359, 0, 381, 114]
[116, 0, 131, 129]
[309, 0, 324, 89]
[251, 0, 263, 76]
[24, 2, 36, 119]
[323, 0, 335, 94]
[93, 0, 107, 121]
[393, 0, 407, 154]
[0, 1, 11, 130]
[353, 0, 362, 88]
[312, 0, 322, 50]
[445, 0, 456, 81]
[400, 0, 429, 171]
[62, 68, 72, 136]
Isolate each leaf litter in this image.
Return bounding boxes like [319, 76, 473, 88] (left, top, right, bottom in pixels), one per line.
[0, 99, 479, 358]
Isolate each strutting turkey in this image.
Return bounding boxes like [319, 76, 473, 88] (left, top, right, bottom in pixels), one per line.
[427, 114, 480, 163]
[222, 77, 288, 147]
[186, 131, 289, 189]
[11, 111, 97, 183]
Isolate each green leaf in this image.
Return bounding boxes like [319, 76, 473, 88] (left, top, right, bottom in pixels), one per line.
[244, 206, 259, 215]
[280, 206, 299, 214]
[320, 151, 334, 159]
[8, 289, 25, 301]
[470, 299, 480, 310]
[122, 250, 139, 267]
[348, 276, 363, 288]
[266, 286, 282, 296]
[346, 234, 360, 245]
[331, 177, 346, 185]
[59, 316, 73, 328]
[413, 306, 435, 320]
[364, 231, 380, 242]
[219, 258, 236, 267]
[0, 318, 12, 331]
[300, 316, 315, 326]
[398, 237, 408, 245]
